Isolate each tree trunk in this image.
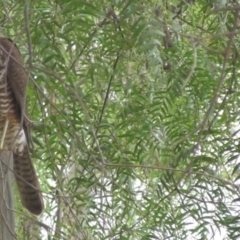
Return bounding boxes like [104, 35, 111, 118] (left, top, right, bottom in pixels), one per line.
[0, 152, 16, 240]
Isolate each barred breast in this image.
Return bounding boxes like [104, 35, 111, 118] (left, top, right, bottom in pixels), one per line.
[0, 76, 26, 154]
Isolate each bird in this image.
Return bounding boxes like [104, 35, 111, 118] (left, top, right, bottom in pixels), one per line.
[0, 37, 43, 215]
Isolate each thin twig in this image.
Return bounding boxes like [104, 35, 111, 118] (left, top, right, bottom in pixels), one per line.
[104, 162, 238, 190]
[24, 0, 33, 68]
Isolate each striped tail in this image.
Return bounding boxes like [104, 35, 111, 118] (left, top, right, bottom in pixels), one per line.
[13, 146, 44, 215]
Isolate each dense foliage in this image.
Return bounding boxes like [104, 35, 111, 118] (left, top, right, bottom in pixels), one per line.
[1, 0, 240, 239]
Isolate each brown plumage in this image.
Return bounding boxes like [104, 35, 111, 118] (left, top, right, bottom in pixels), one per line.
[0, 37, 43, 215]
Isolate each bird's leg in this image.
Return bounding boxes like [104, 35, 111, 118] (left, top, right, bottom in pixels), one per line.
[0, 118, 9, 149]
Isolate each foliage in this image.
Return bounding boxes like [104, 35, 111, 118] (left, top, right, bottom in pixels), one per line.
[1, 0, 240, 239]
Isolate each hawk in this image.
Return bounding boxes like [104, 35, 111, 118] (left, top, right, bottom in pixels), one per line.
[0, 37, 43, 215]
